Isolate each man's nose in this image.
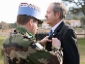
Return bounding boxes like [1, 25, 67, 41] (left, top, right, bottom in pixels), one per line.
[45, 14, 47, 18]
[37, 28, 38, 30]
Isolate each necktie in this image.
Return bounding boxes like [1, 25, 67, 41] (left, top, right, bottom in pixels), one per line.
[49, 29, 52, 36]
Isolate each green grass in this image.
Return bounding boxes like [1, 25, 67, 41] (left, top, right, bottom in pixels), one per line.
[0, 36, 85, 64]
[78, 38, 85, 63]
[74, 27, 83, 30]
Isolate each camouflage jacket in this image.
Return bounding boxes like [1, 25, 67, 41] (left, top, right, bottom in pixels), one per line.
[2, 27, 63, 64]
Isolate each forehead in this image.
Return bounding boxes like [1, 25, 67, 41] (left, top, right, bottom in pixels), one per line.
[47, 4, 54, 11]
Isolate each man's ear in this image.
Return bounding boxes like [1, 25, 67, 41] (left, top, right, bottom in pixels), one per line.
[28, 19, 33, 27]
[56, 12, 60, 18]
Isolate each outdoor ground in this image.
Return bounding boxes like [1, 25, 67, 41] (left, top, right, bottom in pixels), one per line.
[0, 36, 85, 64]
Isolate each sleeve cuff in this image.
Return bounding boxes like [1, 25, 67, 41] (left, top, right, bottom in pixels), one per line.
[35, 42, 44, 50]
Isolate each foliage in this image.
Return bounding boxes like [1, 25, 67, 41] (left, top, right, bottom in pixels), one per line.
[0, 23, 2, 29]
[62, 0, 85, 16]
[0, 21, 17, 29]
[9, 22, 17, 28]
[65, 21, 70, 25]
[80, 16, 85, 26]
[73, 16, 79, 20]
[0, 21, 9, 30]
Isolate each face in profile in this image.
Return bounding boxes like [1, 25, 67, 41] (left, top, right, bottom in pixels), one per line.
[30, 19, 38, 35]
[27, 19, 38, 35]
[32, 21, 38, 35]
[45, 3, 61, 27]
[45, 4, 56, 26]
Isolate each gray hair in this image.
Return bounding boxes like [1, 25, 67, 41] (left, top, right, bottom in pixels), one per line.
[52, 2, 66, 19]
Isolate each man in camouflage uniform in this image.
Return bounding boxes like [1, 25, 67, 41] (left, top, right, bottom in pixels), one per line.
[2, 3, 63, 64]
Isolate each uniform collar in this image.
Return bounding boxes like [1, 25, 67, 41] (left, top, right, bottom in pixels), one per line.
[15, 26, 35, 39]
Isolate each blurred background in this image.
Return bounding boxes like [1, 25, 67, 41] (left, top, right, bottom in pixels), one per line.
[0, 0, 85, 64]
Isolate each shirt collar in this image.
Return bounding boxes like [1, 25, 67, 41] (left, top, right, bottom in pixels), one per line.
[51, 20, 63, 32]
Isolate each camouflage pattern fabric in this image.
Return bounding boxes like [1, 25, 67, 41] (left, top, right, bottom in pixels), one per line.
[2, 27, 63, 64]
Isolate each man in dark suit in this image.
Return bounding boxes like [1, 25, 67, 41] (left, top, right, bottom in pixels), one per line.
[45, 2, 79, 64]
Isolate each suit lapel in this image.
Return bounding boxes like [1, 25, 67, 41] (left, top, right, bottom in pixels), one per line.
[46, 21, 65, 51]
[51, 21, 64, 37]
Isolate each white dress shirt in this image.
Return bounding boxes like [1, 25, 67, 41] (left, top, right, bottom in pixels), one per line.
[51, 20, 63, 33]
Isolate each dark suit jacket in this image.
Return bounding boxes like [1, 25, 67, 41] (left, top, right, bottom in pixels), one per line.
[46, 21, 80, 64]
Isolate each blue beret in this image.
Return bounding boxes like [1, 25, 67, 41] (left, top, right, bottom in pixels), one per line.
[18, 3, 42, 24]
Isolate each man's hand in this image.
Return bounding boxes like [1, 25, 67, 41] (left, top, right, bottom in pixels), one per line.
[40, 36, 52, 46]
[52, 38, 61, 48]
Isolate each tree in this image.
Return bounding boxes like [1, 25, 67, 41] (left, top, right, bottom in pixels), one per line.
[80, 16, 85, 26]
[0, 23, 2, 29]
[62, 0, 85, 16]
[0, 21, 9, 32]
[73, 16, 79, 20]
[65, 21, 70, 25]
[9, 22, 17, 28]
[0, 21, 9, 29]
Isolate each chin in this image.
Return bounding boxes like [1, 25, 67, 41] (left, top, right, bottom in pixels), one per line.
[46, 20, 49, 23]
[46, 21, 50, 24]
[33, 32, 36, 35]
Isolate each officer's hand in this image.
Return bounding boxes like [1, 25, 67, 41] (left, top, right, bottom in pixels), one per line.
[40, 36, 52, 46]
[52, 38, 61, 48]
